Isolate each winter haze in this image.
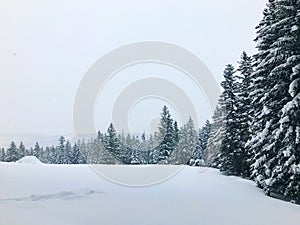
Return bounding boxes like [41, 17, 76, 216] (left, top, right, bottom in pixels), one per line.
[1, 0, 267, 147]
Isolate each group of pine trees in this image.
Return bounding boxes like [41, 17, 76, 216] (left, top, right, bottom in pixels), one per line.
[0, 106, 211, 166]
[0, 137, 86, 164]
[204, 0, 300, 201]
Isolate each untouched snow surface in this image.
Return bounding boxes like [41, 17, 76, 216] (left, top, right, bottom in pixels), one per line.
[0, 162, 299, 225]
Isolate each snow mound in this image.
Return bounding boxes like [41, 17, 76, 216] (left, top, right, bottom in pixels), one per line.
[17, 156, 42, 165]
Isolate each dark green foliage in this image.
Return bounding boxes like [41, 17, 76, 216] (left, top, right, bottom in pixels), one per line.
[236, 52, 254, 177]
[5, 141, 19, 162]
[219, 65, 244, 175]
[0, 148, 5, 161]
[18, 142, 26, 159]
[32, 142, 41, 159]
[189, 120, 211, 166]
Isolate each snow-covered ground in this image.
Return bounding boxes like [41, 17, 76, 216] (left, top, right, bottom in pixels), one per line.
[0, 159, 299, 225]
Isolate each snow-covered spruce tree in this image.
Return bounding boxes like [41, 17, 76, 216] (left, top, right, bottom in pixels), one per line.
[119, 134, 133, 164]
[71, 142, 84, 164]
[43, 146, 51, 163]
[18, 141, 26, 159]
[148, 131, 161, 164]
[157, 106, 174, 162]
[129, 149, 140, 164]
[140, 132, 151, 162]
[25, 147, 32, 156]
[169, 118, 197, 165]
[64, 140, 72, 164]
[77, 139, 88, 161]
[48, 146, 57, 164]
[87, 137, 100, 164]
[39, 147, 45, 162]
[132, 135, 142, 151]
[74, 140, 87, 164]
[5, 141, 19, 162]
[173, 121, 180, 146]
[120, 130, 126, 145]
[168, 124, 187, 164]
[185, 117, 198, 163]
[247, 0, 282, 188]
[261, 0, 300, 200]
[56, 136, 65, 164]
[125, 134, 132, 148]
[0, 148, 5, 161]
[69, 143, 77, 164]
[162, 120, 180, 164]
[204, 97, 226, 167]
[32, 142, 41, 159]
[133, 133, 149, 163]
[248, 0, 299, 192]
[236, 51, 254, 177]
[141, 132, 146, 142]
[218, 64, 244, 176]
[104, 123, 122, 163]
[94, 131, 105, 163]
[147, 133, 155, 163]
[95, 131, 118, 164]
[148, 133, 155, 149]
[189, 120, 211, 166]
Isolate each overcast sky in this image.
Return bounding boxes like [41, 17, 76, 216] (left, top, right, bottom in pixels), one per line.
[0, 0, 268, 138]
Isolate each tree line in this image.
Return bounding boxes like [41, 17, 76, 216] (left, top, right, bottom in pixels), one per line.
[0, 106, 211, 166]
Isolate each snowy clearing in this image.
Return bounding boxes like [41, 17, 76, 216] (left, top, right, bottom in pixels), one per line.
[0, 162, 299, 225]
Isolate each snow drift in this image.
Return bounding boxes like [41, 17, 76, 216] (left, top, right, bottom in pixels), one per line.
[0, 163, 299, 225]
[16, 156, 42, 165]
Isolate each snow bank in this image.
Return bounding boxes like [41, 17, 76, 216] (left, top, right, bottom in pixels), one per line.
[17, 156, 42, 165]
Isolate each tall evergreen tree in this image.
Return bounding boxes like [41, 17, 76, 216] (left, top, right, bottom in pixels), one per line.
[71, 143, 79, 164]
[260, 0, 300, 200]
[0, 148, 5, 161]
[88, 133, 114, 164]
[189, 120, 211, 166]
[218, 64, 243, 175]
[204, 98, 226, 167]
[5, 141, 19, 162]
[247, 0, 283, 188]
[48, 146, 56, 164]
[125, 134, 132, 148]
[168, 124, 188, 164]
[186, 117, 198, 159]
[18, 142, 26, 158]
[64, 140, 72, 164]
[236, 51, 254, 177]
[74, 140, 87, 164]
[169, 118, 197, 165]
[43, 146, 51, 163]
[32, 142, 41, 159]
[173, 121, 180, 146]
[248, 0, 300, 195]
[157, 106, 174, 162]
[57, 136, 65, 164]
[104, 123, 122, 163]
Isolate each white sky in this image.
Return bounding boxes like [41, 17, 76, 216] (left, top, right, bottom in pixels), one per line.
[0, 0, 268, 137]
